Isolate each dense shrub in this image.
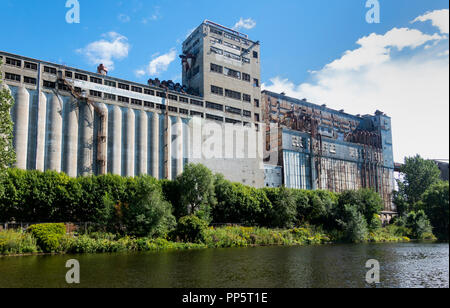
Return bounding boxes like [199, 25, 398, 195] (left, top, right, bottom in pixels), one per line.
[263, 187, 297, 229]
[335, 205, 368, 243]
[121, 176, 176, 237]
[213, 175, 272, 226]
[173, 215, 209, 243]
[27, 223, 66, 252]
[405, 210, 434, 240]
[176, 164, 217, 219]
[420, 181, 449, 241]
[0, 230, 38, 255]
[337, 189, 383, 230]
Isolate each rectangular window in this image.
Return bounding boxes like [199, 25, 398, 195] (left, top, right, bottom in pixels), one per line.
[225, 89, 241, 101]
[90, 76, 103, 84]
[118, 83, 130, 90]
[206, 114, 224, 122]
[43, 80, 56, 88]
[156, 104, 166, 110]
[168, 106, 178, 112]
[225, 118, 242, 124]
[210, 47, 223, 55]
[90, 90, 102, 98]
[224, 32, 240, 42]
[144, 89, 154, 95]
[191, 99, 204, 107]
[223, 51, 240, 61]
[242, 73, 251, 82]
[168, 94, 178, 101]
[225, 106, 242, 115]
[65, 71, 73, 78]
[144, 101, 154, 108]
[254, 99, 260, 108]
[131, 86, 142, 93]
[44, 66, 57, 74]
[24, 62, 37, 71]
[223, 41, 240, 51]
[224, 67, 241, 79]
[253, 51, 258, 59]
[157, 92, 166, 98]
[24, 76, 37, 85]
[210, 63, 223, 74]
[179, 108, 189, 115]
[243, 110, 251, 118]
[255, 113, 260, 122]
[179, 96, 189, 103]
[58, 83, 70, 91]
[104, 80, 116, 87]
[6, 58, 21, 67]
[206, 101, 224, 111]
[242, 57, 250, 64]
[131, 98, 142, 106]
[118, 96, 129, 103]
[243, 94, 251, 103]
[190, 111, 204, 118]
[75, 73, 88, 81]
[104, 93, 116, 101]
[210, 37, 222, 45]
[211, 85, 223, 96]
[253, 78, 259, 87]
[210, 27, 223, 36]
[5, 73, 21, 82]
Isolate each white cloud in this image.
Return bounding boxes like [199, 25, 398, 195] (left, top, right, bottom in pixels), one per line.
[325, 28, 443, 71]
[76, 32, 130, 70]
[142, 6, 161, 24]
[263, 16, 449, 162]
[118, 14, 130, 23]
[233, 18, 256, 31]
[413, 9, 449, 34]
[138, 48, 177, 77]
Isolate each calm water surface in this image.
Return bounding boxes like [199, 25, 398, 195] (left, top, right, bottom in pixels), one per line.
[0, 242, 448, 288]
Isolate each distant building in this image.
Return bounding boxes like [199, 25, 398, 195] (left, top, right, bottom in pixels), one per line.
[262, 90, 396, 212]
[433, 160, 449, 181]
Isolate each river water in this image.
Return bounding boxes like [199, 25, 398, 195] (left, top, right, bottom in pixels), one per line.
[0, 242, 448, 288]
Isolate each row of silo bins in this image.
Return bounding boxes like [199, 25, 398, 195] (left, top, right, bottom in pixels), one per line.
[5, 85, 185, 179]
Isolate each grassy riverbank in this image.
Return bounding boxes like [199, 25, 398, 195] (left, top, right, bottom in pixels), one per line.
[1, 225, 409, 256]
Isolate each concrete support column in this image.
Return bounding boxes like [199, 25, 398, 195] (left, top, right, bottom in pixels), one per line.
[48, 94, 63, 172]
[152, 112, 159, 179]
[165, 116, 172, 180]
[111, 106, 122, 175]
[176, 117, 184, 176]
[35, 92, 47, 172]
[66, 98, 79, 177]
[139, 110, 148, 175]
[81, 104, 94, 176]
[96, 102, 108, 175]
[14, 86, 30, 170]
[126, 108, 135, 177]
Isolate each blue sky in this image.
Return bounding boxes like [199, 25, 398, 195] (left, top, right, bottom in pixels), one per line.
[1, 0, 449, 161]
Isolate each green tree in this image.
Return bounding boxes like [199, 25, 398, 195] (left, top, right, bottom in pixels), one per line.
[264, 187, 297, 229]
[176, 164, 217, 219]
[395, 155, 441, 215]
[122, 176, 176, 237]
[0, 60, 16, 197]
[421, 181, 449, 241]
[405, 210, 433, 240]
[336, 204, 368, 243]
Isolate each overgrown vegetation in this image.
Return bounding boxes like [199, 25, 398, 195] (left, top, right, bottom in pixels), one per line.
[394, 155, 449, 241]
[0, 60, 16, 199]
[1, 158, 446, 256]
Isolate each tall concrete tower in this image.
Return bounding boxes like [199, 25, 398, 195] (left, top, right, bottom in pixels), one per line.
[181, 20, 262, 127]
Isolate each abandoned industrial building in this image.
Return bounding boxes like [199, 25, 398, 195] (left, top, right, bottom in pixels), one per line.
[0, 20, 396, 211]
